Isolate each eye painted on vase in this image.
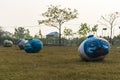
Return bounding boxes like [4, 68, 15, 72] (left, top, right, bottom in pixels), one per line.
[85, 40, 98, 53]
[89, 41, 96, 47]
[99, 39, 109, 48]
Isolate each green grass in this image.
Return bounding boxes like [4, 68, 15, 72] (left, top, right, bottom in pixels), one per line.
[0, 46, 120, 80]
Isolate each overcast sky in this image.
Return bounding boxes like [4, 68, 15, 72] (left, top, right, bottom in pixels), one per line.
[0, 0, 120, 36]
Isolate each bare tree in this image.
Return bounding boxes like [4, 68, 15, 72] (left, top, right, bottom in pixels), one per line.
[99, 12, 120, 44]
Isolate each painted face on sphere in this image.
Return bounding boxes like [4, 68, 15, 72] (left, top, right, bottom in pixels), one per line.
[84, 37, 110, 58]
[24, 39, 43, 53]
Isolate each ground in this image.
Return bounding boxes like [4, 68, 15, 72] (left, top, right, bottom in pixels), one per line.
[0, 46, 120, 80]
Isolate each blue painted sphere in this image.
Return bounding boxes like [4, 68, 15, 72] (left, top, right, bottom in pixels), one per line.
[78, 35, 110, 61]
[24, 39, 43, 53]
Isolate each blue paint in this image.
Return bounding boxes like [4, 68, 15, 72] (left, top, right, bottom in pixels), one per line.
[84, 35, 110, 58]
[24, 39, 43, 53]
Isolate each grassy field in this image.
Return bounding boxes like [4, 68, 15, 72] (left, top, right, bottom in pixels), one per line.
[0, 46, 120, 80]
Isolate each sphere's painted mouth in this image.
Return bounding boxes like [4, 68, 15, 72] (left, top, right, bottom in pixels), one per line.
[95, 49, 104, 53]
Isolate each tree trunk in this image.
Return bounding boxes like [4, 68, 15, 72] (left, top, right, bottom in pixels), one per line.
[59, 23, 61, 46]
[110, 25, 113, 45]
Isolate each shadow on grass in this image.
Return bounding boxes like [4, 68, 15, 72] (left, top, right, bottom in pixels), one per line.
[71, 58, 114, 64]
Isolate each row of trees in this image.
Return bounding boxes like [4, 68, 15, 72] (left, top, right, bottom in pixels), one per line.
[0, 23, 119, 46]
[0, 5, 120, 45]
[38, 5, 120, 45]
[63, 23, 98, 39]
[0, 23, 97, 40]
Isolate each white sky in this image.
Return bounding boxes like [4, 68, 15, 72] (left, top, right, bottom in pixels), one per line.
[0, 0, 120, 36]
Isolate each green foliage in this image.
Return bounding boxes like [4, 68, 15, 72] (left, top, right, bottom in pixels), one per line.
[0, 27, 17, 44]
[34, 35, 40, 39]
[38, 5, 78, 28]
[0, 26, 4, 38]
[91, 24, 98, 35]
[77, 23, 98, 38]
[14, 27, 32, 39]
[38, 5, 78, 45]
[63, 27, 73, 39]
[78, 23, 91, 37]
[2, 31, 14, 40]
[24, 29, 32, 39]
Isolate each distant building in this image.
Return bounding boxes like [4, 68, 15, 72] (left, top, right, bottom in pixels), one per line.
[46, 32, 59, 38]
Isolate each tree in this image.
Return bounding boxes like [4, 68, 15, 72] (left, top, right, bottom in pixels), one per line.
[39, 29, 43, 39]
[63, 27, 73, 39]
[78, 23, 91, 38]
[38, 5, 78, 45]
[0, 26, 4, 45]
[91, 24, 98, 36]
[14, 27, 31, 39]
[0, 26, 4, 38]
[24, 29, 32, 39]
[2, 31, 14, 39]
[99, 12, 120, 44]
[34, 34, 40, 39]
